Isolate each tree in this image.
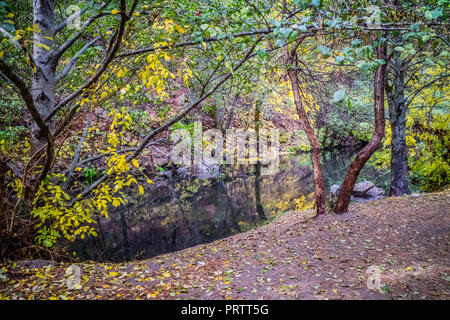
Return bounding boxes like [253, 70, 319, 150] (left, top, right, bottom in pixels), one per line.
[334, 39, 387, 214]
[285, 38, 326, 215]
[0, 0, 263, 254]
[384, 0, 449, 196]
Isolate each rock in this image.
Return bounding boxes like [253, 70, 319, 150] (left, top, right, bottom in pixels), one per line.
[329, 181, 385, 200]
[352, 181, 376, 197]
[194, 158, 220, 179]
[365, 186, 386, 198]
[353, 181, 386, 198]
[176, 167, 189, 176]
[15, 260, 54, 269]
[158, 170, 173, 178]
[330, 184, 341, 197]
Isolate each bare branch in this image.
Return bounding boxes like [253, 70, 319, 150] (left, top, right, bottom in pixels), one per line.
[53, 6, 90, 35]
[48, 2, 131, 121]
[0, 26, 21, 49]
[405, 74, 450, 109]
[55, 36, 101, 83]
[62, 114, 90, 192]
[52, 2, 110, 62]
[63, 138, 167, 173]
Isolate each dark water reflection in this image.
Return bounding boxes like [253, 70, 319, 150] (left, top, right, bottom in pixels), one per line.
[74, 148, 392, 262]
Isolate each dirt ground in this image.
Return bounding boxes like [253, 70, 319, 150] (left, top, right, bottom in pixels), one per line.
[1, 190, 449, 300]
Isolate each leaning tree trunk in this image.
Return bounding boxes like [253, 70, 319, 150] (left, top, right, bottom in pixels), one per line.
[334, 41, 387, 214]
[387, 52, 411, 196]
[285, 49, 326, 215]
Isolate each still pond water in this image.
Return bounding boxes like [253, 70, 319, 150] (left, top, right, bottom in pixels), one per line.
[73, 148, 402, 262]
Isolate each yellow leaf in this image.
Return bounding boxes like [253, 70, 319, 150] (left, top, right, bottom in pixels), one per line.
[175, 24, 186, 34]
[405, 267, 413, 271]
[332, 289, 338, 294]
[162, 272, 171, 278]
[111, 9, 119, 14]
[0, 51, 4, 58]
[112, 199, 120, 207]
[109, 271, 119, 277]
[132, 159, 139, 168]
[139, 185, 144, 196]
[36, 42, 50, 51]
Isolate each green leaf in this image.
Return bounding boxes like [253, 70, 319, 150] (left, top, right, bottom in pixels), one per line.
[257, 49, 268, 60]
[410, 23, 420, 32]
[425, 8, 443, 20]
[351, 39, 361, 48]
[333, 89, 346, 103]
[335, 56, 345, 64]
[311, 0, 321, 8]
[318, 45, 331, 58]
[288, 30, 299, 41]
[425, 57, 434, 66]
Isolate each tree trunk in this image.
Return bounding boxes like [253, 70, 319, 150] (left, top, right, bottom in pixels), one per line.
[387, 52, 411, 196]
[31, 0, 56, 140]
[0, 158, 7, 229]
[254, 101, 266, 219]
[285, 49, 325, 215]
[334, 41, 387, 214]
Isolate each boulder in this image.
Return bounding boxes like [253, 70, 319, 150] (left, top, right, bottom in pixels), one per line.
[330, 184, 341, 197]
[176, 167, 189, 176]
[365, 186, 386, 198]
[158, 170, 173, 178]
[329, 181, 386, 200]
[352, 181, 376, 197]
[353, 181, 386, 198]
[195, 163, 220, 179]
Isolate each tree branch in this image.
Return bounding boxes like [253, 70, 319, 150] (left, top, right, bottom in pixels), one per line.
[405, 74, 450, 109]
[117, 28, 273, 58]
[53, 6, 90, 35]
[0, 59, 54, 185]
[55, 36, 101, 83]
[48, 1, 130, 122]
[62, 114, 90, 192]
[52, 2, 110, 62]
